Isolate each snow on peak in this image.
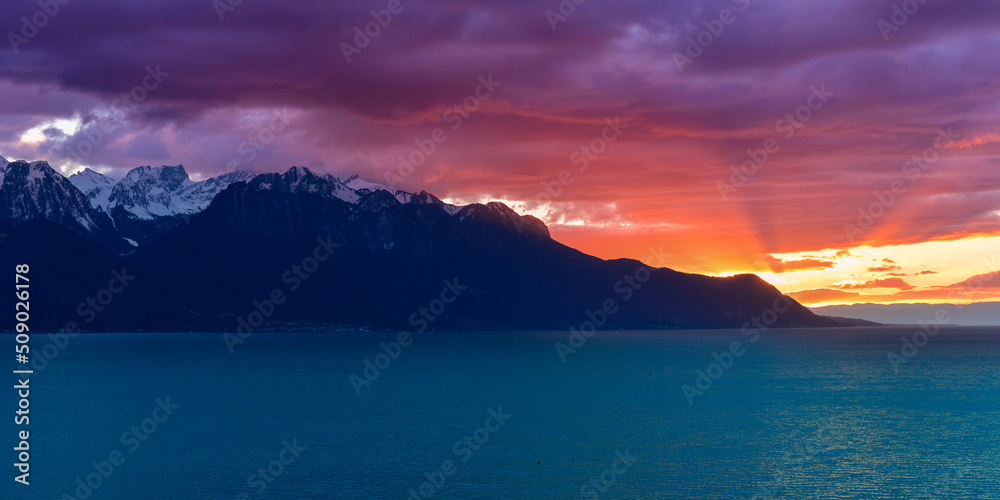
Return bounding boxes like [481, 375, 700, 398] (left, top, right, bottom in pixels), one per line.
[63, 162, 468, 221]
[247, 166, 361, 203]
[176, 170, 255, 210]
[120, 165, 192, 190]
[2, 160, 58, 184]
[0, 155, 9, 184]
[344, 176, 414, 205]
[26, 161, 56, 182]
[69, 168, 117, 212]
[0, 160, 114, 236]
[341, 174, 471, 214]
[70, 168, 115, 190]
[343, 176, 383, 191]
[106, 165, 250, 220]
[287, 165, 314, 177]
[215, 170, 255, 184]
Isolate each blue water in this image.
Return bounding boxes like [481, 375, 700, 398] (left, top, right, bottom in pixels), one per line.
[3, 327, 999, 499]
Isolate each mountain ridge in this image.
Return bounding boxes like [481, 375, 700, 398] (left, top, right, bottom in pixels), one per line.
[0, 156, 849, 332]
[0, 160, 128, 252]
[812, 302, 1000, 326]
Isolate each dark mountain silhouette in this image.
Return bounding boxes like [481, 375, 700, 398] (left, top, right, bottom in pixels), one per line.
[0, 219, 126, 331]
[1, 172, 843, 332]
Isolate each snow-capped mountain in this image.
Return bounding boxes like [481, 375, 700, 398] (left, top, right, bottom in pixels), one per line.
[5, 157, 468, 252]
[344, 174, 414, 204]
[0, 155, 10, 185]
[179, 170, 257, 210]
[67, 164, 464, 224]
[0, 158, 844, 333]
[108, 165, 198, 219]
[0, 160, 128, 251]
[68, 168, 116, 212]
[69, 165, 256, 220]
[110, 165, 192, 219]
[245, 167, 465, 215]
[342, 174, 461, 215]
[66, 164, 256, 245]
[247, 166, 361, 203]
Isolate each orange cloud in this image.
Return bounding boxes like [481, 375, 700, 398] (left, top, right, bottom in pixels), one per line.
[768, 256, 837, 273]
[868, 265, 902, 272]
[943, 271, 1000, 290]
[838, 278, 915, 290]
[789, 288, 864, 304]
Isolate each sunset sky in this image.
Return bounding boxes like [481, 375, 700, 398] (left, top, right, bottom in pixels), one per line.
[2, 0, 999, 306]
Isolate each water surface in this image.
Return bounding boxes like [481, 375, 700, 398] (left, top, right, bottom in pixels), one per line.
[4, 327, 999, 499]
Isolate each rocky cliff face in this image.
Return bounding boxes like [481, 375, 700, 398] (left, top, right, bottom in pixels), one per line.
[0, 160, 127, 252]
[68, 164, 256, 245]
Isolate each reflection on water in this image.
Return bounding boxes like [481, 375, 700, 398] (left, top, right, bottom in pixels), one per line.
[6, 327, 999, 499]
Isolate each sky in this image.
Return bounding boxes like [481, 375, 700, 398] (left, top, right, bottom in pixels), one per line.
[1, 0, 999, 306]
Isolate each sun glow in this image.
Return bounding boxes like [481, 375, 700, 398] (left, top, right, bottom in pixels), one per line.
[729, 235, 1000, 306]
[19, 116, 83, 145]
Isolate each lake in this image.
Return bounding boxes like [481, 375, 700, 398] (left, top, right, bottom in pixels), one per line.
[4, 327, 999, 499]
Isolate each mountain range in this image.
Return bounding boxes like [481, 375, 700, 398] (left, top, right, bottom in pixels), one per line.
[0, 155, 850, 332]
[813, 303, 1000, 327]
